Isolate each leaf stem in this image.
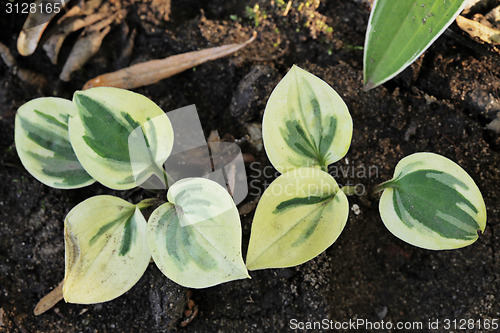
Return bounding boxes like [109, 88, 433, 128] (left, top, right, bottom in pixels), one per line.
[374, 179, 395, 193]
[136, 198, 159, 209]
[340, 186, 357, 196]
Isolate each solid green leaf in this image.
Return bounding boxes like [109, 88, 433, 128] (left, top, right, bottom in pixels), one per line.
[14, 97, 94, 189]
[263, 65, 352, 173]
[364, 0, 468, 89]
[147, 178, 249, 288]
[63, 195, 151, 304]
[246, 167, 349, 270]
[69, 87, 173, 190]
[378, 152, 487, 250]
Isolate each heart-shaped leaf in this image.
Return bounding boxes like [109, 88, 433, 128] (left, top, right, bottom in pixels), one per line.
[246, 167, 349, 270]
[69, 87, 173, 190]
[263, 65, 352, 173]
[147, 178, 249, 288]
[14, 97, 94, 189]
[63, 195, 151, 304]
[364, 0, 468, 89]
[378, 153, 487, 250]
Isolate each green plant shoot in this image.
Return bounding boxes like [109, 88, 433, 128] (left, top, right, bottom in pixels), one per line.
[63, 196, 152, 304]
[70, 87, 173, 190]
[364, 0, 469, 89]
[147, 177, 249, 288]
[377, 153, 487, 250]
[246, 168, 348, 270]
[262, 65, 352, 174]
[14, 97, 94, 189]
[247, 65, 351, 270]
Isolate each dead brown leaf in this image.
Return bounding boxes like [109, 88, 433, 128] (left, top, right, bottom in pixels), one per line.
[456, 15, 500, 45]
[17, 0, 68, 56]
[59, 11, 123, 81]
[44, 12, 107, 64]
[34, 281, 63, 316]
[82, 31, 257, 90]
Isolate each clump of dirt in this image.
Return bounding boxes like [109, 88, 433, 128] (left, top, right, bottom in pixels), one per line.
[0, 1, 498, 332]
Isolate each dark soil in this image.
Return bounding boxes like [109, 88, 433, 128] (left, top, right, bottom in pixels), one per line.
[0, 1, 499, 332]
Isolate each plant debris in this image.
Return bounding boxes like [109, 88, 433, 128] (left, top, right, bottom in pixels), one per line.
[43, 10, 107, 64]
[17, 0, 68, 56]
[59, 11, 123, 81]
[82, 31, 257, 90]
[0, 42, 47, 92]
[34, 281, 63, 316]
[456, 15, 500, 46]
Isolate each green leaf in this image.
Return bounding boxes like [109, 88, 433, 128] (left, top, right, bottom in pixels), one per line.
[147, 178, 249, 288]
[378, 152, 487, 250]
[263, 65, 352, 173]
[69, 87, 173, 190]
[63, 195, 151, 304]
[364, 0, 468, 89]
[246, 167, 349, 270]
[14, 97, 94, 189]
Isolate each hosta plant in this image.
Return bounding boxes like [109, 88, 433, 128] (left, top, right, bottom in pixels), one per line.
[15, 87, 249, 304]
[376, 152, 487, 250]
[247, 65, 487, 272]
[246, 65, 353, 270]
[16, 66, 488, 308]
[364, 0, 469, 89]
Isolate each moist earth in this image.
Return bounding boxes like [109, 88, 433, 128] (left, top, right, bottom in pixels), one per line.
[0, 0, 499, 332]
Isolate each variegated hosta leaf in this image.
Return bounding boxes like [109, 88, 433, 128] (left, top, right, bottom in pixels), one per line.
[63, 195, 151, 304]
[262, 65, 352, 173]
[69, 87, 174, 190]
[364, 0, 469, 89]
[246, 167, 349, 270]
[378, 153, 487, 250]
[14, 97, 94, 189]
[147, 178, 249, 288]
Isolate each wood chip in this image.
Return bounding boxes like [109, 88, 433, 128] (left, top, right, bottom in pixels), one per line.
[83, 31, 257, 90]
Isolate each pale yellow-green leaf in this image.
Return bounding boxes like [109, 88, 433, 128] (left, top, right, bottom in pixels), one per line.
[246, 167, 349, 270]
[14, 97, 94, 189]
[147, 178, 249, 288]
[69, 87, 173, 190]
[63, 195, 150, 304]
[378, 152, 487, 250]
[263, 65, 352, 173]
